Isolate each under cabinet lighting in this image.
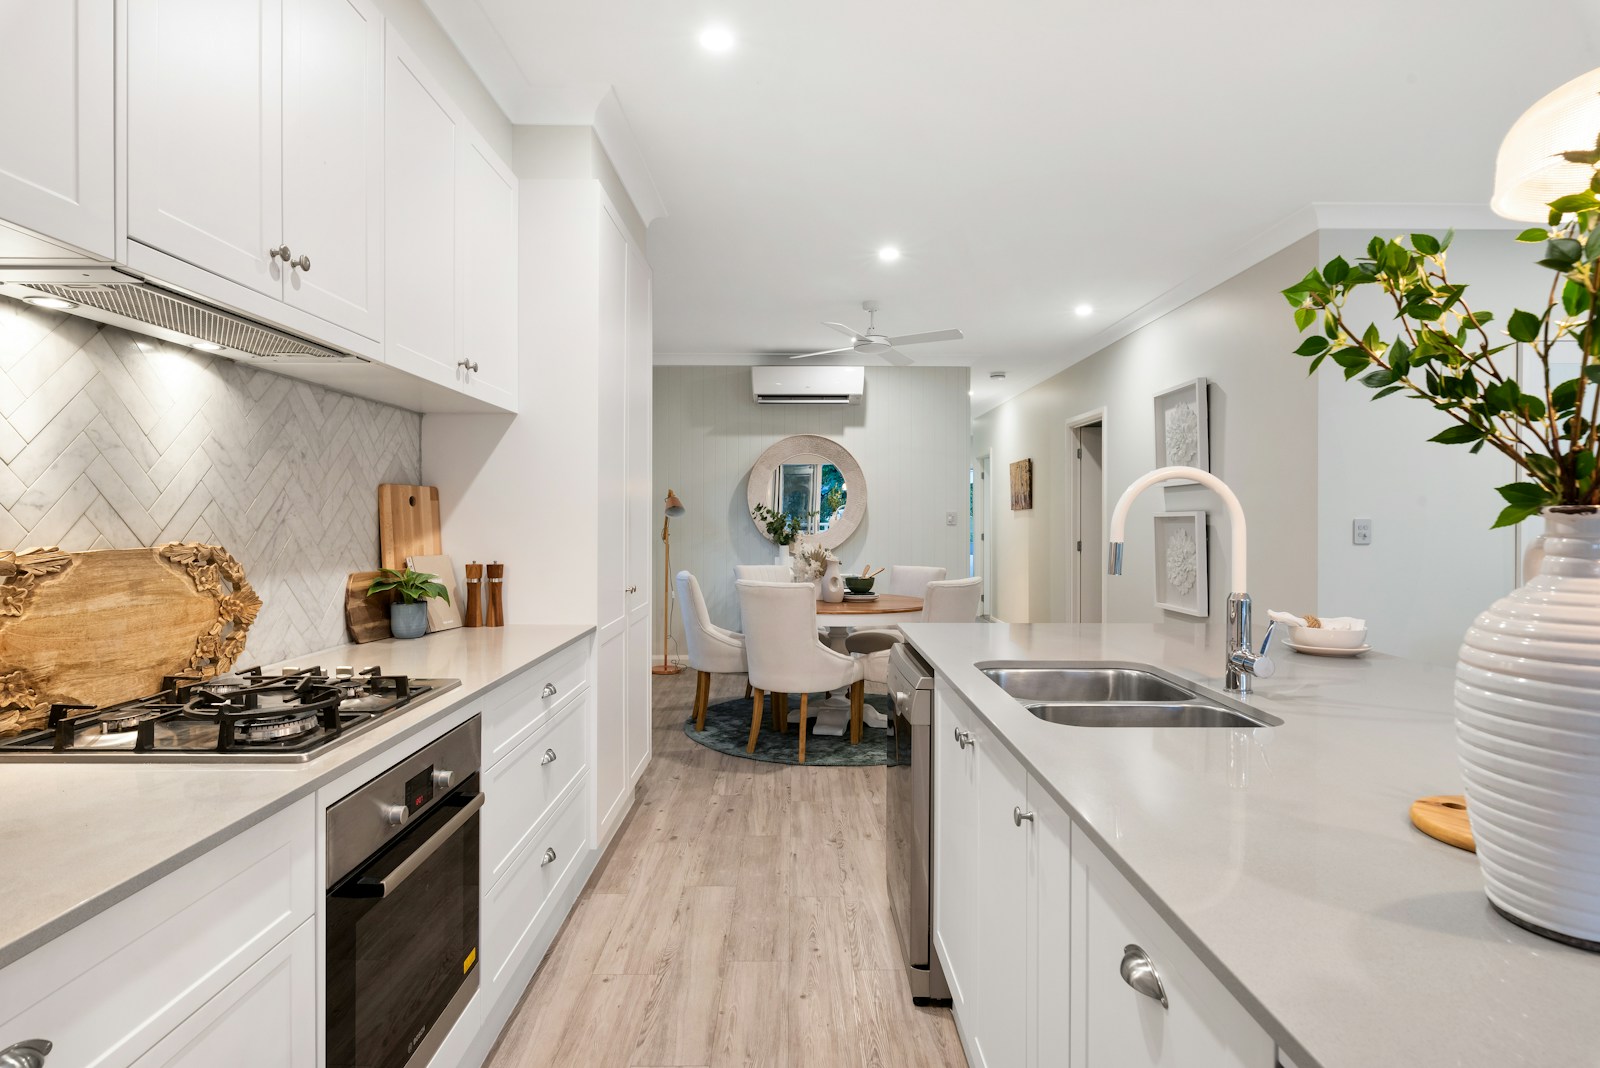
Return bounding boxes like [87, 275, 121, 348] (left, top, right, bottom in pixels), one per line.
[877, 246, 901, 263]
[191, 340, 222, 351]
[23, 296, 78, 311]
[699, 25, 736, 52]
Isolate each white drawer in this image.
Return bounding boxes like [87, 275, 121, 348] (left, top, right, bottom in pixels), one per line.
[0, 796, 315, 1068]
[482, 775, 589, 989]
[483, 691, 590, 881]
[483, 639, 590, 767]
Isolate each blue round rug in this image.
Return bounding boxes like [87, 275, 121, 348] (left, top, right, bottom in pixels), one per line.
[684, 691, 892, 766]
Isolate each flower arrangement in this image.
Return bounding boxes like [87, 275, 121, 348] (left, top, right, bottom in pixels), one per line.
[789, 539, 838, 582]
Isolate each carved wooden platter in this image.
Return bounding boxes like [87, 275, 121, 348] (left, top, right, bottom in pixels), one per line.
[0, 544, 261, 736]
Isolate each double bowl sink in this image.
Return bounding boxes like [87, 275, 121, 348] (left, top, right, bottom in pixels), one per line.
[978, 663, 1281, 728]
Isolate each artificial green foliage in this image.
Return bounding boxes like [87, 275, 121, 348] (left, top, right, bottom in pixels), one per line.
[752, 502, 808, 545]
[1284, 133, 1600, 529]
[367, 567, 450, 605]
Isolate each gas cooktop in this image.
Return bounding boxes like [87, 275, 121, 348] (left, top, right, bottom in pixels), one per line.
[0, 666, 460, 763]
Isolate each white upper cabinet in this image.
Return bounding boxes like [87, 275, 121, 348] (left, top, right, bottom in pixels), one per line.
[127, 0, 285, 297]
[282, 0, 384, 339]
[0, 0, 115, 260]
[454, 134, 517, 409]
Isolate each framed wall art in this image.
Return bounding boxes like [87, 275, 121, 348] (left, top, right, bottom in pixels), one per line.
[1153, 378, 1210, 484]
[1010, 458, 1033, 510]
[1153, 510, 1208, 617]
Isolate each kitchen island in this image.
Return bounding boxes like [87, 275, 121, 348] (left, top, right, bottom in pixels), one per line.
[901, 620, 1600, 1068]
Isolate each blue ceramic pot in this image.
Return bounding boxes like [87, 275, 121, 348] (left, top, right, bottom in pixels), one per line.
[390, 601, 428, 639]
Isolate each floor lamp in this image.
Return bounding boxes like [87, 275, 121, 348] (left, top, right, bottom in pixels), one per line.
[653, 489, 686, 675]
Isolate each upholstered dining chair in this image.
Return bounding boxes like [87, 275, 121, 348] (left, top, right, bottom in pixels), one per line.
[886, 564, 948, 600]
[736, 580, 866, 763]
[733, 564, 794, 582]
[676, 571, 748, 732]
[847, 576, 985, 693]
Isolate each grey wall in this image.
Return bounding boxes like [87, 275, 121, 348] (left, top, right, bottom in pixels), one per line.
[652, 365, 971, 651]
[0, 297, 421, 667]
[972, 237, 1321, 628]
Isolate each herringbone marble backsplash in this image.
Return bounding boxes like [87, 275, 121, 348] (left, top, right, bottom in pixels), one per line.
[0, 296, 421, 666]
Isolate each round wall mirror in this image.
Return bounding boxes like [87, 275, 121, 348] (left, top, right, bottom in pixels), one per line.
[746, 434, 866, 550]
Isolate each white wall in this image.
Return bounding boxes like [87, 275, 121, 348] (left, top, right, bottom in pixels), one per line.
[1316, 228, 1546, 661]
[652, 365, 971, 650]
[973, 237, 1321, 628]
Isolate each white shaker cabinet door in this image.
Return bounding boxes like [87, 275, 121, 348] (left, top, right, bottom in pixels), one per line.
[383, 33, 457, 381]
[127, 0, 284, 296]
[931, 682, 979, 1028]
[454, 133, 517, 408]
[1072, 825, 1274, 1068]
[282, 0, 384, 339]
[0, 0, 115, 259]
[1029, 780, 1072, 1068]
[973, 723, 1029, 1068]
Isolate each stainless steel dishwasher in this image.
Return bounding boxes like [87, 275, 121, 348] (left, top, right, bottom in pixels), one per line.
[886, 642, 949, 1004]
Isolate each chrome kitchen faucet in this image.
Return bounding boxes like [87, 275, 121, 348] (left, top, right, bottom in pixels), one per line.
[1106, 467, 1276, 695]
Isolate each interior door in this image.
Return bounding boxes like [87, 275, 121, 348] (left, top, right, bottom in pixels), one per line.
[0, 0, 115, 259]
[594, 210, 630, 841]
[623, 235, 654, 786]
[127, 0, 284, 295]
[1076, 424, 1104, 623]
[282, 0, 383, 338]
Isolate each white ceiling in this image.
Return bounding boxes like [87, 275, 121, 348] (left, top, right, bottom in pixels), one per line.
[426, 1, 1600, 414]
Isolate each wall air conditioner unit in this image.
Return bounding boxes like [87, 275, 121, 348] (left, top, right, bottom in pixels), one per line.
[751, 365, 863, 405]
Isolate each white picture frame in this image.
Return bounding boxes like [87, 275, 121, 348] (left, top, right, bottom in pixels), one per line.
[1153, 378, 1210, 484]
[1153, 510, 1208, 617]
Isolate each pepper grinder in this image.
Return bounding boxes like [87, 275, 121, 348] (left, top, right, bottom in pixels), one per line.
[486, 561, 505, 626]
[464, 561, 484, 627]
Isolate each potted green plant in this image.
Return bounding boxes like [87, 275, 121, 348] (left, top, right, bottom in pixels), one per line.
[751, 502, 807, 546]
[367, 567, 450, 639]
[1282, 145, 1600, 950]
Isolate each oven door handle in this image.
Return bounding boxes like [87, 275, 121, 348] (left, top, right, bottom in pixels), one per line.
[352, 792, 485, 898]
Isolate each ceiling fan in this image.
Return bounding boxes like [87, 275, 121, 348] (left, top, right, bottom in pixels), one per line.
[790, 300, 963, 366]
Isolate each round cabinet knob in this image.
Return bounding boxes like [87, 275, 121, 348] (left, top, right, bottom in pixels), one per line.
[540, 748, 557, 766]
[379, 803, 409, 827]
[541, 683, 558, 699]
[625, 585, 638, 594]
[1013, 806, 1035, 827]
[292, 254, 311, 272]
[0, 1040, 53, 1068]
[541, 847, 558, 867]
[952, 728, 974, 749]
[456, 359, 480, 372]
[269, 244, 291, 262]
[1119, 944, 1169, 1009]
[431, 769, 454, 791]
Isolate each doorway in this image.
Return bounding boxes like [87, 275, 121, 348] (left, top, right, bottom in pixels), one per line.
[1069, 413, 1106, 623]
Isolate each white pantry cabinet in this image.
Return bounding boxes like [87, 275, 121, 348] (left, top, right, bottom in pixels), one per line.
[0, 0, 115, 260]
[126, 0, 384, 341]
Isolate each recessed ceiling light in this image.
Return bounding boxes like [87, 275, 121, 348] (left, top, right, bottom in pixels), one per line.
[1074, 303, 1094, 317]
[23, 295, 78, 311]
[989, 371, 1007, 380]
[191, 340, 222, 351]
[698, 25, 735, 52]
[877, 246, 901, 263]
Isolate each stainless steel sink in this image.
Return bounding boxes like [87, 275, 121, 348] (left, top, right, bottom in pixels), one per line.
[1024, 701, 1272, 728]
[980, 665, 1197, 703]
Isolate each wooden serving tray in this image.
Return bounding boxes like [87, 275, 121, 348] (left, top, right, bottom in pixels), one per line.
[0, 544, 261, 736]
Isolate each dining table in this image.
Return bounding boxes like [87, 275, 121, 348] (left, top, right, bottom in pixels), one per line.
[815, 594, 923, 631]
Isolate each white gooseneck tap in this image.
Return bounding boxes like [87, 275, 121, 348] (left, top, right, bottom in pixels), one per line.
[1106, 466, 1275, 694]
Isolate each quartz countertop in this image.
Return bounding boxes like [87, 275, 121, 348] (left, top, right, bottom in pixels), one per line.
[0, 624, 591, 970]
[898, 621, 1600, 1068]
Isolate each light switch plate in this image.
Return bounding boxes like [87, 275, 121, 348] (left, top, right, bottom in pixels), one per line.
[945, 511, 959, 527]
[1353, 518, 1373, 546]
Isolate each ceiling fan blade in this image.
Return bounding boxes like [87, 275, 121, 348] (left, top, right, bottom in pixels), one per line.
[880, 347, 914, 367]
[789, 346, 859, 360]
[885, 328, 964, 346]
[821, 321, 863, 340]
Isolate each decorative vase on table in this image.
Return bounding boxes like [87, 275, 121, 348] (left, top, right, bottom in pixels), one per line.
[390, 601, 429, 639]
[1456, 507, 1600, 950]
[820, 560, 845, 603]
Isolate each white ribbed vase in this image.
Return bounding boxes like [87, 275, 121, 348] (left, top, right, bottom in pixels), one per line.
[1456, 507, 1600, 950]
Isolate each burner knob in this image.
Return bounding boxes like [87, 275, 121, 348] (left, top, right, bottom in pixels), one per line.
[379, 803, 409, 827]
[431, 769, 454, 791]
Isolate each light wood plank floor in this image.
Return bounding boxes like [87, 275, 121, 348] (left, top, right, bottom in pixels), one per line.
[484, 669, 968, 1068]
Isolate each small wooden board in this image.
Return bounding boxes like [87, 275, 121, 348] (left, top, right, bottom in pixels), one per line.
[378, 484, 442, 571]
[1411, 794, 1475, 852]
[346, 571, 395, 644]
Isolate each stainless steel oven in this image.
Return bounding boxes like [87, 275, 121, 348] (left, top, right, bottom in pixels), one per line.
[886, 643, 948, 1003]
[326, 718, 483, 1068]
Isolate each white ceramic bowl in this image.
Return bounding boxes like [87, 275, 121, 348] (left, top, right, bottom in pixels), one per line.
[1290, 625, 1368, 650]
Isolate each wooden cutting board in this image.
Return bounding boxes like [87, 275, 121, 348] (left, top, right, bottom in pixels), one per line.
[0, 544, 261, 736]
[378, 484, 442, 571]
[346, 571, 395, 644]
[1411, 794, 1475, 852]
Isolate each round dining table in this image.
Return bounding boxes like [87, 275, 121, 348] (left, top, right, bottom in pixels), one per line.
[815, 594, 922, 630]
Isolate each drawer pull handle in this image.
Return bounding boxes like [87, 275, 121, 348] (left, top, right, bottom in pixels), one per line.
[541, 748, 557, 766]
[541, 846, 558, 867]
[1013, 806, 1034, 827]
[0, 1040, 53, 1068]
[542, 683, 558, 699]
[1119, 944, 1169, 1009]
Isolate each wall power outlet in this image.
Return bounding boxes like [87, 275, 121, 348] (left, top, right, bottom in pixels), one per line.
[1353, 518, 1373, 546]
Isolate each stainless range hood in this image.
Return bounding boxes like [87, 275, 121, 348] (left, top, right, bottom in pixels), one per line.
[0, 267, 362, 364]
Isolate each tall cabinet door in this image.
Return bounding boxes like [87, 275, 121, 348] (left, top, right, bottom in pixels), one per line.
[282, 0, 383, 339]
[593, 210, 630, 841]
[455, 135, 518, 409]
[623, 237, 653, 786]
[127, 0, 284, 296]
[383, 33, 456, 377]
[0, 0, 115, 259]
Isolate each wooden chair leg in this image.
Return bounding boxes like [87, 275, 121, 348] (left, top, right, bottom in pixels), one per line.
[694, 671, 711, 731]
[849, 681, 864, 744]
[747, 688, 765, 752]
[773, 692, 788, 733]
[797, 692, 808, 763]
[745, 679, 753, 699]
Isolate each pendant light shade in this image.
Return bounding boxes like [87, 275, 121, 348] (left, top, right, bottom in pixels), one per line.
[1492, 67, 1600, 222]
